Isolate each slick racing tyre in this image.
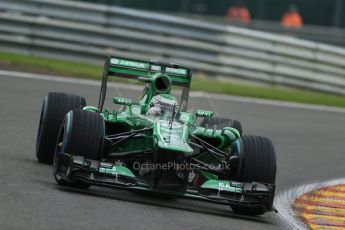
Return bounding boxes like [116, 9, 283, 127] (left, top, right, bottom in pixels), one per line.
[230, 135, 276, 215]
[36, 92, 86, 164]
[199, 117, 242, 135]
[54, 109, 104, 188]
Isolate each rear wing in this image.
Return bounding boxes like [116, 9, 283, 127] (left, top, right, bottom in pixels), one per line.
[105, 56, 192, 86]
[98, 56, 193, 111]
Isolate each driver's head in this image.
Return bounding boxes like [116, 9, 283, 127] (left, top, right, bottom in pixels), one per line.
[146, 94, 178, 116]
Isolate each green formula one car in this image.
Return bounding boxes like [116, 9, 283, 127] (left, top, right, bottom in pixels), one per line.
[36, 56, 276, 216]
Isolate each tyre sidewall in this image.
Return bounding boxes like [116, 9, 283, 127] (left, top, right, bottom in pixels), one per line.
[36, 96, 48, 154]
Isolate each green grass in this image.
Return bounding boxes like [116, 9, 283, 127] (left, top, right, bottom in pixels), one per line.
[0, 52, 103, 80]
[191, 79, 345, 107]
[1, 51, 345, 108]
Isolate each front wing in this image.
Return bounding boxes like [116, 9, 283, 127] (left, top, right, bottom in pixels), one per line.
[55, 153, 275, 211]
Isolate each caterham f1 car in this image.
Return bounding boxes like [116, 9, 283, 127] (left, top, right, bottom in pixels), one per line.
[36, 56, 276, 215]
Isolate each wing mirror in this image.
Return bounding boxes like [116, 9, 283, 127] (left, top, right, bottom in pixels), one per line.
[195, 110, 214, 118]
[113, 97, 132, 106]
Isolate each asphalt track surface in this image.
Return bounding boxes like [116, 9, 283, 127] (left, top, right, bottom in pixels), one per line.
[1, 73, 345, 230]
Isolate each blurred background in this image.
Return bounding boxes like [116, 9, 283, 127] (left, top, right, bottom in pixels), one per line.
[75, 0, 345, 46]
[1, 0, 345, 106]
[78, 0, 342, 26]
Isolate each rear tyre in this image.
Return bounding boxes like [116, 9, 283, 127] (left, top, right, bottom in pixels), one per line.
[199, 117, 242, 135]
[36, 92, 86, 164]
[230, 135, 276, 216]
[54, 109, 104, 188]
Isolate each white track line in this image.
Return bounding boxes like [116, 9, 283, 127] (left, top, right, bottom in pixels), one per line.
[2, 70, 345, 114]
[274, 178, 345, 230]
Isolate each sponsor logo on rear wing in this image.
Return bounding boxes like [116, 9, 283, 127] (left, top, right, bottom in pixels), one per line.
[110, 58, 190, 77]
[165, 67, 188, 76]
[110, 58, 150, 70]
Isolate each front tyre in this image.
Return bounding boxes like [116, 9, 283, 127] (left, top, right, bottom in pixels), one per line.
[54, 109, 105, 188]
[230, 135, 276, 215]
[36, 92, 86, 164]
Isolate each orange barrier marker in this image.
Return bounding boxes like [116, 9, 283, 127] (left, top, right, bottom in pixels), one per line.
[293, 184, 345, 229]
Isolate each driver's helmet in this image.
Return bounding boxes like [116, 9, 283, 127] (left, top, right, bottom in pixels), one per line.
[146, 94, 178, 117]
